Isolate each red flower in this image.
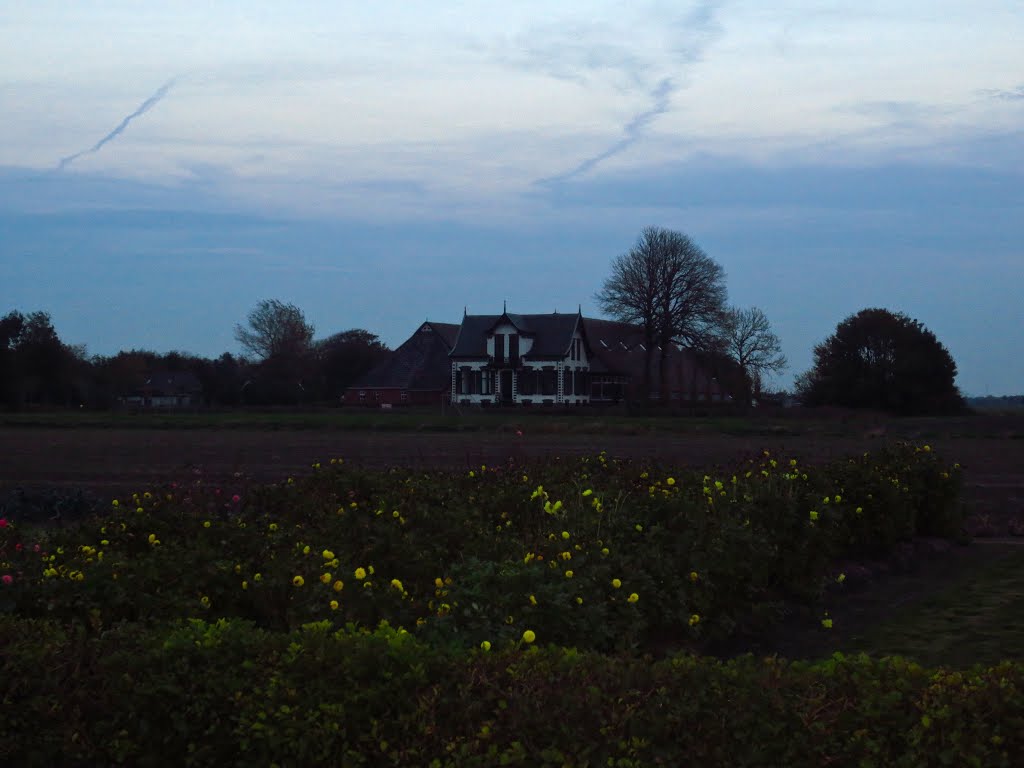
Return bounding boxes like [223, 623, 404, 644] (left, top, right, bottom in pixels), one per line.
[1, 575, 13, 585]
[0, 518, 8, 528]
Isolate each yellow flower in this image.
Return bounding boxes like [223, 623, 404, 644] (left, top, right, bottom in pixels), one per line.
[333, 580, 344, 592]
[529, 594, 537, 605]
[480, 640, 492, 651]
[809, 510, 819, 522]
[203, 521, 211, 528]
[837, 573, 846, 583]
[821, 617, 833, 629]
[522, 629, 536, 644]
[627, 592, 639, 603]
[564, 570, 573, 578]
[689, 614, 700, 626]
[241, 580, 248, 590]
[575, 596, 583, 605]
[322, 549, 335, 560]
[582, 489, 593, 497]
[561, 531, 570, 540]
[354, 567, 367, 580]
[254, 573, 262, 582]
[666, 477, 675, 486]
[689, 571, 699, 582]
[329, 600, 339, 610]
[111, 499, 119, 508]
[435, 577, 444, 588]
[200, 595, 210, 608]
[601, 547, 610, 556]
[303, 545, 311, 555]
[390, 578, 404, 591]
[611, 578, 622, 589]
[634, 524, 643, 532]
[320, 572, 332, 584]
[923, 445, 931, 452]
[855, 506, 864, 515]
[269, 523, 278, 532]
[147, 533, 158, 544]
[292, 575, 305, 587]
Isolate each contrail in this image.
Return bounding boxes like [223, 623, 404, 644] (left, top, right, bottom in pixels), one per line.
[536, 0, 723, 187]
[538, 78, 677, 186]
[57, 79, 176, 170]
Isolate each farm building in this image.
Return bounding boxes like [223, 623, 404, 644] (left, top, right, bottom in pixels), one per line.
[121, 371, 203, 408]
[345, 308, 730, 407]
[343, 321, 460, 406]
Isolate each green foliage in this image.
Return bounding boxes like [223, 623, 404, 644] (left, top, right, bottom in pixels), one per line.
[1, 443, 962, 654]
[2, 618, 1023, 767]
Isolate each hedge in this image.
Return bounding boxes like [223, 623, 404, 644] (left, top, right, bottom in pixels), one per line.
[1, 617, 1020, 768]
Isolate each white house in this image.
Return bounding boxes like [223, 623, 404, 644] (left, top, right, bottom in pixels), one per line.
[449, 308, 592, 405]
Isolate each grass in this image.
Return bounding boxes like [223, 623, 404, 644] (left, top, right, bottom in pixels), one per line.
[0, 407, 811, 436]
[838, 544, 1024, 668]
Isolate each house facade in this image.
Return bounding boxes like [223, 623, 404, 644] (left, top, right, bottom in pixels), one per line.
[344, 308, 732, 407]
[449, 309, 592, 406]
[122, 371, 203, 408]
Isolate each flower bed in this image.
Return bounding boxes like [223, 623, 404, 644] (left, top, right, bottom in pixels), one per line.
[1, 442, 962, 653]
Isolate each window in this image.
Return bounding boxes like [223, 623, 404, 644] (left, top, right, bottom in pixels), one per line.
[493, 334, 504, 365]
[358, 391, 366, 402]
[519, 369, 535, 395]
[482, 369, 495, 395]
[401, 392, 408, 402]
[508, 334, 519, 365]
[540, 369, 557, 396]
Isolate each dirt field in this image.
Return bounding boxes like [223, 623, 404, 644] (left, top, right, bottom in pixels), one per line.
[1, 427, 1021, 530]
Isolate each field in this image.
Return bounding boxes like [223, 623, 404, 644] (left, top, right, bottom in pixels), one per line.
[2, 409, 1022, 528]
[3, 411, 1024, 764]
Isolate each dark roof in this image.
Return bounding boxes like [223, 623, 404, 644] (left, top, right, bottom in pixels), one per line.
[581, 317, 724, 395]
[450, 311, 581, 359]
[350, 321, 458, 391]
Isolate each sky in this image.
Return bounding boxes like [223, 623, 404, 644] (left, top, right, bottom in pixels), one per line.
[1, 1, 1022, 395]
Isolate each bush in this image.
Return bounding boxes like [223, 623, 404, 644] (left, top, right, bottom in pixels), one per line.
[0, 444, 963, 653]
[2, 617, 1021, 767]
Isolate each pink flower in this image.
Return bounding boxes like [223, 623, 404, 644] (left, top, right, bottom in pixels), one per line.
[15, 543, 22, 552]
[1, 575, 13, 585]
[515, 430, 523, 437]
[232, 494, 241, 504]
[33, 544, 41, 553]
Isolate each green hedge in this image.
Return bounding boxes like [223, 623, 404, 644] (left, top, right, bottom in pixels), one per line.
[2, 616, 1020, 768]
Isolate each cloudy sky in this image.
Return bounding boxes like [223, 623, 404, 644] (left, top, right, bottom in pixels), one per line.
[1, 1, 1022, 394]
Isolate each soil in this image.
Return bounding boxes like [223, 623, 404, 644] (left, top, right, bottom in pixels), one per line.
[1, 427, 1021, 529]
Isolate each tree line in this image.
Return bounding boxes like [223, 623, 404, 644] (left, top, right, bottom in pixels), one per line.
[3, 226, 965, 415]
[0, 304, 388, 410]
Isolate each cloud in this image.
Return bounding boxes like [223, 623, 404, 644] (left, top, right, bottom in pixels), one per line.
[980, 84, 1024, 101]
[56, 79, 176, 170]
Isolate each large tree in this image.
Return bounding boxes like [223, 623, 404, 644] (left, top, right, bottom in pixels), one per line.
[721, 306, 787, 407]
[315, 329, 389, 399]
[235, 300, 316, 404]
[235, 299, 315, 362]
[596, 227, 727, 402]
[797, 308, 963, 415]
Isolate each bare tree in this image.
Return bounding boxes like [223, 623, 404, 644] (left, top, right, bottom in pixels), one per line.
[234, 299, 315, 362]
[721, 306, 787, 407]
[597, 227, 727, 403]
